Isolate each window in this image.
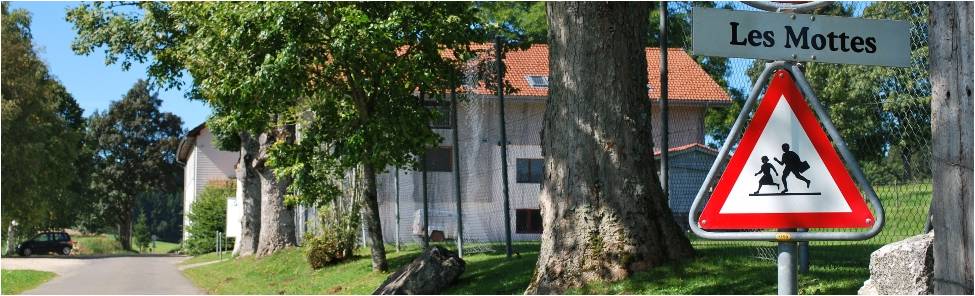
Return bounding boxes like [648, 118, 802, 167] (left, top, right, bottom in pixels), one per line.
[525, 75, 549, 88]
[516, 209, 543, 234]
[425, 101, 451, 129]
[423, 147, 452, 172]
[33, 234, 50, 242]
[516, 158, 544, 183]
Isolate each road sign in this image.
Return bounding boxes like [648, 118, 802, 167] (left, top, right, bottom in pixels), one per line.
[692, 7, 911, 67]
[698, 69, 875, 230]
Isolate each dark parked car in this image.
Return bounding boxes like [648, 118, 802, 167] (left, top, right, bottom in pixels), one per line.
[17, 231, 74, 256]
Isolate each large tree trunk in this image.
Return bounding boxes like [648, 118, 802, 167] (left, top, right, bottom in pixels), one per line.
[233, 133, 262, 257]
[929, 2, 974, 294]
[118, 211, 133, 251]
[255, 128, 297, 257]
[5, 221, 17, 256]
[362, 163, 388, 272]
[527, 3, 694, 294]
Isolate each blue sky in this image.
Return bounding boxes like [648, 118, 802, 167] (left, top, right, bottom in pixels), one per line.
[9, 1, 209, 129]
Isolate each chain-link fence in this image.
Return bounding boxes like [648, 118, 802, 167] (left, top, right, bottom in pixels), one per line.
[668, 1, 932, 260]
[318, 2, 935, 265]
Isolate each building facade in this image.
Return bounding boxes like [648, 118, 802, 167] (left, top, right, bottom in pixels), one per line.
[374, 45, 730, 245]
[176, 123, 239, 242]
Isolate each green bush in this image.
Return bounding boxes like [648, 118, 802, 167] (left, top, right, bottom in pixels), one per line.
[75, 235, 129, 255]
[184, 182, 233, 255]
[133, 212, 151, 252]
[304, 205, 358, 269]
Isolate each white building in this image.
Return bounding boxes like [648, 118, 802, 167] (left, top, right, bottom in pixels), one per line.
[180, 45, 731, 246]
[176, 123, 239, 241]
[374, 45, 731, 245]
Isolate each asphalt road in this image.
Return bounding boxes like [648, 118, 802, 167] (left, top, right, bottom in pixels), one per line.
[2, 256, 203, 295]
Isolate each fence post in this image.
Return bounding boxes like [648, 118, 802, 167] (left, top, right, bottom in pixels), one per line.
[659, 0, 670, 194]
[451, 89, 465, 258]
[422, 153, 430, 250]
[216, 231, 221, 260]
[930, 2, 974, 293]
[495, 36, 514, 259]
[798, 228, 809, 274]
[395, 167, 401, 252]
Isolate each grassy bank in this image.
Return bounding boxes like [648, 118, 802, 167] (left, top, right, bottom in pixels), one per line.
[570, 244, 876, 294]
[183, 242, 539, 294]
[1, 270, 56, 294]
[182, 183, 930, 294]
[183, 241, 877, 294]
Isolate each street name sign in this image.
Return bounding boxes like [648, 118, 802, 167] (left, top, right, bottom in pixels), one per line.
[692, 7, 911, 67]
[698, 69, 875, 230]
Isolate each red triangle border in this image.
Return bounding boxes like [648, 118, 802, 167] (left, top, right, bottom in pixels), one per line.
[698, 69, 875, 230]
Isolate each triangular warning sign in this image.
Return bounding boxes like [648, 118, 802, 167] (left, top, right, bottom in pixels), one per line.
[699, 70, 875, 230]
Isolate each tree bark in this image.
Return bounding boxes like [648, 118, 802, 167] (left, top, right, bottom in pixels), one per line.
[527, 3, 694, 294]
[929, 2, 974, 294]
[233, 133, 262, 257]
[255, 128, 297, 257]
[118, 211, 133, 251]
[362, 163, 389, 271]
[5, 221, 17, 256]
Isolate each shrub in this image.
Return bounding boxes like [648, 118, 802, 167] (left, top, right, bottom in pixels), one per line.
[184, 182, 233, 255]
[304, 205, 358, 269]
[133, 212, 151, 252]
[75, 235, 127, 255]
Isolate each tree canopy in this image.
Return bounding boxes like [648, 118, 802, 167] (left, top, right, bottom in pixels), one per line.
[1, 3, 88, 237]
[87, 80, 183, 249]
[68, 1, 489, 267]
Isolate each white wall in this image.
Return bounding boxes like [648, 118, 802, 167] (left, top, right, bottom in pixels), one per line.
[181, 126, 239, 242]
[373, 95, 709, 245]
[182, 149, 198, 242]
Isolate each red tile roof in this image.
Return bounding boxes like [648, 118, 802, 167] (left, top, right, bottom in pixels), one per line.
[461, 44, 730, 104]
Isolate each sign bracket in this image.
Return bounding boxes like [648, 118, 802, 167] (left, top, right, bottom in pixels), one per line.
[687, 60, 886, 242]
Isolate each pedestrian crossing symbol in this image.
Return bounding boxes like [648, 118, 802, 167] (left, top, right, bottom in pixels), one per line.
[698, 69, 875, 230]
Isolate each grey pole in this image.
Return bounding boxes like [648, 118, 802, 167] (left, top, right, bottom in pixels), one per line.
[659, 1, 670, 194]
[798, 228, 809, 274]
[496, 36, 514, 258]
[450, 89, 465, 258]
[778, 240, 798, 295]
[422, 150, 430, 250]
[421, 91, 430, 250]
[394, 167, 401, 252]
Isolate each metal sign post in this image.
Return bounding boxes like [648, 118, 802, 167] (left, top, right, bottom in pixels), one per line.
[688, 2, 900, 294]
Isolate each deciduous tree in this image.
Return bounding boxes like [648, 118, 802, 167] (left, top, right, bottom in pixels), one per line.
[1, 3, 87, 249]
[88, 80, 183, 250]
[527, 2, 694, 293]
[68, 3, 486, 267]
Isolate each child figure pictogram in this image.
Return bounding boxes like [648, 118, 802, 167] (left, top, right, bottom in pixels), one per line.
[753, 155, 780, 194]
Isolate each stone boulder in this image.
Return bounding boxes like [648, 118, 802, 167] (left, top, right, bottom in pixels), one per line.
[858, 232, 934, 295]
[374, 246, 465, 295]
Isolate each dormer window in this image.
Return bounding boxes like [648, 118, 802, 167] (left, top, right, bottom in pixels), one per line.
[526, 75, 549, 88]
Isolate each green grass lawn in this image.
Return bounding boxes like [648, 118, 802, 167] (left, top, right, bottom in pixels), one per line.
[183, 242, 539, 295]
[570, 244, 879, 294]
[183, 182, 931, 295]
[143, 240, 180, 254]
[1, 270, 56, 294]
[183, 241, 877, 295]
[73, 234, 179, 255]
[180, 252, 226, 265]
